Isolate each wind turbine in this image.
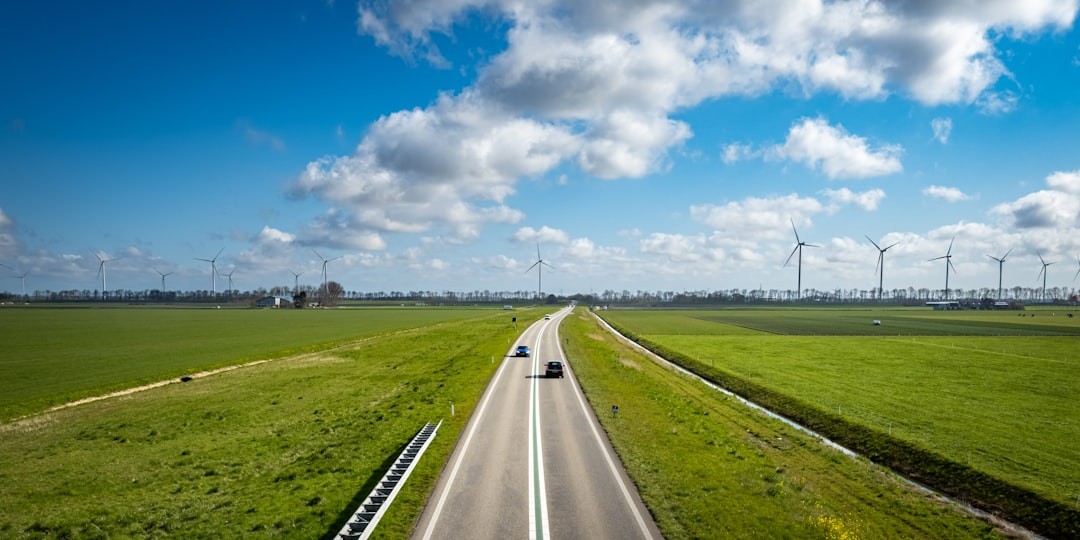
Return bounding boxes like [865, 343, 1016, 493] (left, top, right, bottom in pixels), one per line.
[1036, 251, 1055, 303]
[155, 269, 174, 292]
[312, 249, 341, 305]
[221, 267, 236, 299]
[986, 249, 1012, 301]
[92, 250, 121, 300]
[929, 237, 957, 301]
[290, 269, 303, 296]
[526, 243, 553, 301]
[784, 219, 818, 301]
[194, 248, 224, 296]
[13, 270, 28, 297]
[866, 235, 899, 301]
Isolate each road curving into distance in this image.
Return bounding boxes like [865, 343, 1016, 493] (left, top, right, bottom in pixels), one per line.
[414, 307, 660, 540]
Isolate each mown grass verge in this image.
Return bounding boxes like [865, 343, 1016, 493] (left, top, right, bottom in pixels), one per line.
[561, 310, 1004, 538]
[596, 312, 1080, 538]
[0, 309, 541, 538]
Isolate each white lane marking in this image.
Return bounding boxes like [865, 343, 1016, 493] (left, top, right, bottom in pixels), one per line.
[421, 345, 515, 540]
[529, 323, 551, 540]
[558, 312, 655, 540]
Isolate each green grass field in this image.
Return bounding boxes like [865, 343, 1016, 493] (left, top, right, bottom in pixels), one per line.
[0, 305, 1070, 537]
[0, 307, 537, 538]
[561, 310, 1002, 538]
[597, 307, 1080, 536]
[0, 306, 502, 421]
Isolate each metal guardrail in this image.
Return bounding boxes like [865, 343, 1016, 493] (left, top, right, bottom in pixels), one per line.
[337, 421, 441, 540]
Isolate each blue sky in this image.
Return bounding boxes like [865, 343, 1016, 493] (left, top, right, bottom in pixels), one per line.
[2, 0, 1080, 298]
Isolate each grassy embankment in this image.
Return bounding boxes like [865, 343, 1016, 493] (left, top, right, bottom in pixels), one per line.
[596, 308, 1080, 538]
[0, 307, 540, 538]
[0, 306, 497, 421]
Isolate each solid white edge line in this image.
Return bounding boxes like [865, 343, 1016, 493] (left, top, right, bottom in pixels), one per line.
[558, 310, 655, 540]
[531, 323, 552, 540]
[421, 347, 513, 540]
[528, 348, 537, 540]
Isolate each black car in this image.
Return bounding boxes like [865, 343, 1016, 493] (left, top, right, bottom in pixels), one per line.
[545, 361, 564, 378]
[514, 345, 530, 357]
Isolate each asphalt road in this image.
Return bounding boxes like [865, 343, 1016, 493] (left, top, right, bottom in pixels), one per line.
[413, 307, 660, 540]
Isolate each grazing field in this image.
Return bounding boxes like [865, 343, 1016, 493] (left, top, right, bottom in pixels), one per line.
[0, 306, 502, 421]
[598, 307, 1080, 537]
[561, 310, 1003, 538]
[0, 307, 538, 538]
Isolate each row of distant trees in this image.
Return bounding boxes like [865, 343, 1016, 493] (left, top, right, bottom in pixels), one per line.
[1, 284, 1078, 307]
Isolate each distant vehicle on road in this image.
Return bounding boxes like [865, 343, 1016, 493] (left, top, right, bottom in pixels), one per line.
[515, 345, 531, 357]
[544, 315, 551, 320]
[545, 361, 564, 378]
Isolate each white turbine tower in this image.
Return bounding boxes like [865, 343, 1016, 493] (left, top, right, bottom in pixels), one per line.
[986, 249, 1012, 301]
[866, 235, 899, 301]
[784, 219, 818, 301]
[92, 250, 121, 300]
[1036, 251, 1055, 303]
[290, 270, 303, 296]
[312, 249, 341, 306]
[155, 269, 174, 293]
[14, 270, 28, 297]
[525, 243, 553, 302]
[929, 237, 957, 301]
[194, 248, 224, 296]
[221, 267, 236, 299]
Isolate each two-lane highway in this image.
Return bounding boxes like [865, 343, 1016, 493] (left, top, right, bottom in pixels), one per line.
[415, 307, 659, 539]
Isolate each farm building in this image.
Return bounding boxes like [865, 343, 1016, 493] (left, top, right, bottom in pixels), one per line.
[925, 301, 961, 310]
[255, 295, 291, 308]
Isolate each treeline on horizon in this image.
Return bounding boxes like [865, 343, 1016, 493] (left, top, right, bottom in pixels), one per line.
[2, 284, 1079, 306]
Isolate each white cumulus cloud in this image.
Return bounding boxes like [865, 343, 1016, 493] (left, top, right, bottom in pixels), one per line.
[768, 118, 902, 179]
[992, 170, 1080, 229]
[513, 226, 570, 244]
[287, 0, 1077, 251]
[822, 187, 886, 211]
[931, 117, 952, 144]
[923, 185, 973, 202]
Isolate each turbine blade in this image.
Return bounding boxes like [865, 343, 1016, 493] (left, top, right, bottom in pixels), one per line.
[805, 243, 820, 248]
[874, 252, 881, 276]
[865, 234, 881, 251]
[946, 236, 954, 255]
[1002, 248, 1012, 260]
[884, 242, 899, 251]
[525, 260, 541, 273]
[312, 248, 324, 261]
[790, 218, 800, 244]
[783, 245, 799, 267]
[1037, 250, 1046, 265]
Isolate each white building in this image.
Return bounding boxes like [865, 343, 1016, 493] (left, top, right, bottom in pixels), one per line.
[255, 296, 290, 308]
